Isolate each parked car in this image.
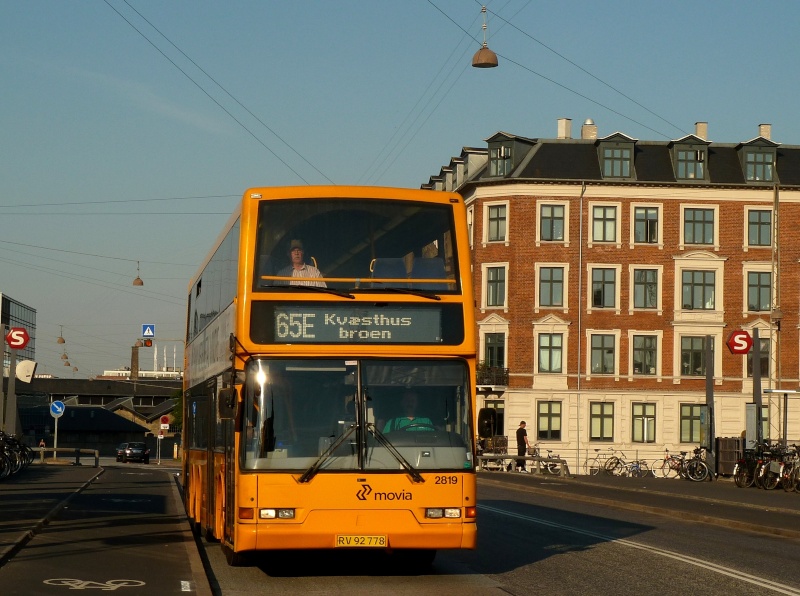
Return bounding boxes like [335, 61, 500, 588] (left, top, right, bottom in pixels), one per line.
[115, 443, 128, 462]
[120, 442, 150, 464]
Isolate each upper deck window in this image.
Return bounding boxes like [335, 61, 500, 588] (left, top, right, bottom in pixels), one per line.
[254, 198, 459, 294]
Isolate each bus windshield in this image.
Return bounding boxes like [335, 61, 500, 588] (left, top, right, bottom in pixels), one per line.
[253, 198, 459, 293]
[242, 358, 473, 473]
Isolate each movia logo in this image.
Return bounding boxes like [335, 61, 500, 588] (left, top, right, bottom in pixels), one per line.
[356, 484, 372, 500]
[355, 484, 412, 501]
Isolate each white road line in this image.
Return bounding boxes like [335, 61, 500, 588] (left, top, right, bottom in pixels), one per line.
[479, 504, 800, 595]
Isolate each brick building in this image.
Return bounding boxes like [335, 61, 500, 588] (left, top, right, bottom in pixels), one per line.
[425, 119, 800, 472]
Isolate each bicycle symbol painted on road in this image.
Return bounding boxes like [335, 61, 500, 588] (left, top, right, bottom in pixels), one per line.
[43, 578, 145, 591]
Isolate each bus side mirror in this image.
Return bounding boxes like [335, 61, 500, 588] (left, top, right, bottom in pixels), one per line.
[477, 408, 496, 439]
[218, 388, 238, 420]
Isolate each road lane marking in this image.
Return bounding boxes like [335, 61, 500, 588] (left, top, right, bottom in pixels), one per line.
[479, 504, 800, 596]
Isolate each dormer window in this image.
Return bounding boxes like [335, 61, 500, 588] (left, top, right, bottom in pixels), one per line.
[489, 144, 512, 176]
[745, 149, 774, 182]
[602, 146, 631, 177]
[676, 148, 705, 180]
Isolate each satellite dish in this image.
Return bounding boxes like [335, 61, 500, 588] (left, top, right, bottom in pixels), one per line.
[16, 360, 38, 383]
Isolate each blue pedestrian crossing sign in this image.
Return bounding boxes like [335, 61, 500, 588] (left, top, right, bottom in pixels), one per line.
[142, 324, 155, 338]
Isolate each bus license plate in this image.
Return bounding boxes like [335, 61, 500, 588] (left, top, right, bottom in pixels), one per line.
[335, 535, 387, 547]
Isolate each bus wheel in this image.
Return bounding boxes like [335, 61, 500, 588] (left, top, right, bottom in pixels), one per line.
[222, 544, 251, 567]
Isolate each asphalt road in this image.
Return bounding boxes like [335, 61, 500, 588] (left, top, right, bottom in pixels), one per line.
[2, 461, 800, 595]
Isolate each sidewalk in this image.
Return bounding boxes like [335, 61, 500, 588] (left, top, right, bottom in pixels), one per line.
[0, 462, 102, 565]
[478, 469, 800, 539]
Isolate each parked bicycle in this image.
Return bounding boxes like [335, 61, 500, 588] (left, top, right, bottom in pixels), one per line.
[583, 447, 615, 476]
[604, 451, 650, 477]
[529, 443, 561, 474]
[652, 447, 709, 481]
[0, 431, 34, 480]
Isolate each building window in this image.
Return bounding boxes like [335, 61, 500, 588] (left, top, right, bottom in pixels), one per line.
[676, 149, 705, 180]
[537, 401, 562, 440]
[681, 336, 711, 376]
[590, 402, 614, 441]
[540, 205, 565, 241]
[682, 270, 715, 310]
[680, 404, 706, 443]
[745, 151, 774, 182]
[748, 210, 771, 246]
[484, 333, 505, 368]
[746, 337, 770, 378]
[632, 335, 657, 375]
[634, 207, 658, 243]
[539, 267, 564, 307]
[748, 272, 771, 312]
[487, 204, 507, 242]
[486, 267, 506, 307]
[590, 334, 615, 374]
[489, 145, 512, 177]
[632, 403, 656, 443]
[484, 400, 505, 436]
[592, 206, 617, 242]
[602, 147, 631, 178]
[633, 269, 658, 309]
[684, 208, 714, 244]
[538, 334, 563, 373]
[592, 268, 616, 308]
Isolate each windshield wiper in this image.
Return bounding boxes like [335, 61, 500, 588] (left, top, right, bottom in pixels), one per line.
[298, 424, 358, 483]
[359, 287, 441, 301]
[368, 424, 425, 483]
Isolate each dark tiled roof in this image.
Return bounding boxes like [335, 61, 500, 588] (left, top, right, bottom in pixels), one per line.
[708, 146, 746, 184]
[518, 143, 600, 180]
[460, 132, 800, 188]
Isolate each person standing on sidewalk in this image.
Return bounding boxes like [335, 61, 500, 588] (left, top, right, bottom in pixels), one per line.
[516, 421, 531, 472]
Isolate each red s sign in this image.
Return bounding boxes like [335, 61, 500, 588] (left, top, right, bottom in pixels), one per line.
[5, 327, 30, 350]
[726, 330, 753, 355]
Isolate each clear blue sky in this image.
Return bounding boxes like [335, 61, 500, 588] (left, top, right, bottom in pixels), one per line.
[2, 1, 799, 377]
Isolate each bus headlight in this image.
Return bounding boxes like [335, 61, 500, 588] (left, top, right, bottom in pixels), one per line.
[425, 508, 461, 519]
[260, 508, 295, 519]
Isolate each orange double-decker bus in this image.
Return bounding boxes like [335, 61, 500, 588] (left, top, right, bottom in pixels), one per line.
[183, 186, 477, 566]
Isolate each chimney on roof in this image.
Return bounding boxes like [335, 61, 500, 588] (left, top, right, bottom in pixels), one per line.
[581, 118, 597, 140]
[759, 123, 772, 140]
[695, 122, 708, 140]
[131, 346, 139, 381]
[557, 118, 572, 139]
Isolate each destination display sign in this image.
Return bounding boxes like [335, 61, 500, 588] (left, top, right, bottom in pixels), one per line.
[273, 305, 442, 343]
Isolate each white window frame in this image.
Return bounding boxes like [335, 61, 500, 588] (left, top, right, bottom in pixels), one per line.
[628, 264, 663, 315]
[743, 206, 773, 252]
[478, 313, 510, 373]
[673, 251, 726, 324]
[481, 262, 509, 313]
[532, 315, 570, 390]
[679, 204, 720, 251]
[467, 205, 475, 249]
[536, 201, 570, 247]
[671, 327, 723, 385]
[742, 261, 772, 316]
[483, 200, 510, 246]
[587, 263, 622, 314]
[629, 203, 664, 249]
[534, 262, 570, 314]
[627, 329, 664, 381]
[585, 329, 621, 381]
[587, 201, 622, 248]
